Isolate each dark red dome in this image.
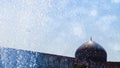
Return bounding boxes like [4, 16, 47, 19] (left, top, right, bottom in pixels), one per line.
[75, 40, 107, 62]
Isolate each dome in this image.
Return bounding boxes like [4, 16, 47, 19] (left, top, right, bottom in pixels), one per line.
[75, 39, 107, 62]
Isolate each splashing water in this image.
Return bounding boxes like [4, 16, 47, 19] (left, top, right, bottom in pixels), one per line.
[0, 0, 51, 52]
[0, 0, 54, 67]
[0, 47, 74, 68]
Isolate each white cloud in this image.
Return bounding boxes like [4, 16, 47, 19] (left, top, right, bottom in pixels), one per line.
[89, 9, 98, 16]
[71, 23, 85, 39]
[68, 7, 88, 17]
[112, 0, 120, 3]
[72, 26, 83, 37]
[95, 15, 117, 31]
[108, 50, 120, 61]
[113, 45, 120, 51]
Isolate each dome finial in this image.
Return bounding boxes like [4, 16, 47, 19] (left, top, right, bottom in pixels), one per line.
[90, 37, 92, 41]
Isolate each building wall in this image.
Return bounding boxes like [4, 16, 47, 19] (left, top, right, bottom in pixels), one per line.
[0, 47, 120, 68]
[75, 61, 120, 68]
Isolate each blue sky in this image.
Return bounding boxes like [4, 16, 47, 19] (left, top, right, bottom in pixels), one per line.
[0, 0, 120, 61]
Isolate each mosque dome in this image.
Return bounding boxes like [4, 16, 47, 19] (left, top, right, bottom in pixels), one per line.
[75, 38, 107, 62]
